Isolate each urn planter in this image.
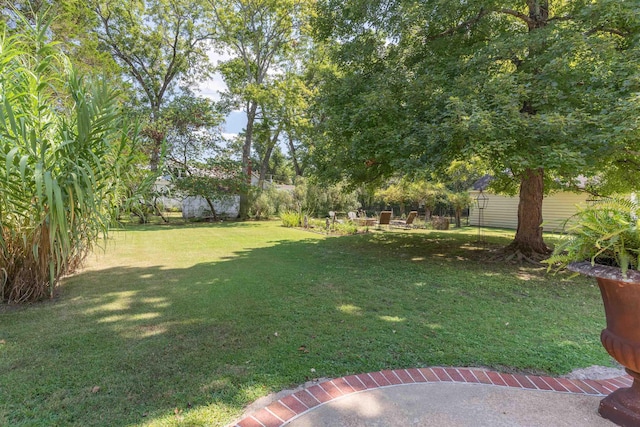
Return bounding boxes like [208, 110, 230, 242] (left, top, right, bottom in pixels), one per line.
[569, 262, 640, 426]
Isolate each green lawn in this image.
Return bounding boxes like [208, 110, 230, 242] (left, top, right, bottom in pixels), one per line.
[0, 221, 612, 426]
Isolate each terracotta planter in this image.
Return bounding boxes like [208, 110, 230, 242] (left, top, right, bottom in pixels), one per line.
[569, 262, 640, 426]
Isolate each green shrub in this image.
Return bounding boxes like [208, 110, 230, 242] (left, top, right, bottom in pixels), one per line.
[292, 177, 359, 216]
[251, 187, 297, 219]
[0, 12, 140, 302]
[332, 221, 359, 235]
[280, 211, 303, 227]
[545, 198, 640, 275]
[252, 190, 277, 219]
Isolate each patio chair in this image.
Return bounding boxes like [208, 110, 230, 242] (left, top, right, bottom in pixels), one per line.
[391, 211, 418, 229]
[347, 211, 358, 221]
[377, 211, 392, 229]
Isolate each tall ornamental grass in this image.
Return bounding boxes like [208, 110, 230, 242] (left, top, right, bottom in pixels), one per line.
[0, 12, 140, 302]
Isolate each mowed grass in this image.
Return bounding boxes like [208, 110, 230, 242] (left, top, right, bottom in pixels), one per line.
[0, 221, 613, 426]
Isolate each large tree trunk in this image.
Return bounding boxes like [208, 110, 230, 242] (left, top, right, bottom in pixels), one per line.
[238, 101, 258, 220]
[502, 1, 550, 259]
[506, 168, 549, 256]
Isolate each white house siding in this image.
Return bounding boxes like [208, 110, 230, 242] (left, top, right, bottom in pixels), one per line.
[469, 191, 589, 232]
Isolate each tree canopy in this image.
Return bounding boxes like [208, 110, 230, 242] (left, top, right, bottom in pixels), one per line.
[93, 0, 215, 170]
[313, 0, 640, 256]
[210, 0, 314, 218]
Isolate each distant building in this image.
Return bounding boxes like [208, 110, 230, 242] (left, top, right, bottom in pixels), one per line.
[154, 172, 260, 219]
[468, 176, 591, 232]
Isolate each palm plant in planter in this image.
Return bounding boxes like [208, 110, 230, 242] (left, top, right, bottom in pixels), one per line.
[546, 198, 640, 426]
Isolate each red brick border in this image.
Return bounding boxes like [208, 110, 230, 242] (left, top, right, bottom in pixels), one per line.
[231, 367, 632, 427]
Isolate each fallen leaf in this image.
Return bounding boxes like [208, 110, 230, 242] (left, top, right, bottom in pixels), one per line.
[298, 345, 309, 353]
[0, 340, 5, 345]
[310, 368, 316, 373]
[274, 332, 279, 337]
[91, 386, 101, 393]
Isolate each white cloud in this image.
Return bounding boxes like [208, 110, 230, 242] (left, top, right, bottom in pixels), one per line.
[198, 73, 227, 101]
[197, 48, 234, 100]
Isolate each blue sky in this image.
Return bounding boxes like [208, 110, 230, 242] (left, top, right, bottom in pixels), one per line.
[223, 110, 246, 136]
[198, 50, 247, 138]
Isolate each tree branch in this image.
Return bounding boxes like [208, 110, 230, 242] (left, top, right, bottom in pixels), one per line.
[426, 8, 490, 41]
[498, 8, 533, 25]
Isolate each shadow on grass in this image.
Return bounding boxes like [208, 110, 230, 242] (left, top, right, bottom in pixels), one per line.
[0, 228, 607, 426]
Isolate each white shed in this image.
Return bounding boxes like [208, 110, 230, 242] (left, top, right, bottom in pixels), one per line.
[182, 196, 240, 219]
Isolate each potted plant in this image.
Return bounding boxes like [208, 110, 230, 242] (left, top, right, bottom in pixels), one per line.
[545, 198, 640, 426]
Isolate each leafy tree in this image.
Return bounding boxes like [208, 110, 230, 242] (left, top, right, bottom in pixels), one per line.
[314, 0, 640, 257]
[290, 177, 359, 216]
[443, 159, 488, 194]
[280, 70, 315, 178]
[0, 12, 141, 302]
[273, 48, 326, 179]
[210, 0, 312, 218]
[447, 192, 472, 228]
[173, 158, 247, 220]
[93, 0, 215, 171]
[252, 141, 295, 185]
[163, 95, 227, 172]
[375, 181, 408, 215]
[252, 110, 284, 186]
[160, 95, 243, 220]
[1, 0, 119, 76]
[406, 180, 446, 221]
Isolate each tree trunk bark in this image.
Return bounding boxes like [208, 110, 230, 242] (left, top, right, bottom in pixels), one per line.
[502, 1, 550, 258]
[508, 168, 549, 255]
[287, 134, 303, 176]
[205, 197, 217, 221]
[153, 198, 168, 223]
[238, 101, 258, 220]
[258, 128, 280, 188]
[148, 106, 163, 172]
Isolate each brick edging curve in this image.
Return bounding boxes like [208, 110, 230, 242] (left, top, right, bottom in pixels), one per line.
[230, 367, 632, 427]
